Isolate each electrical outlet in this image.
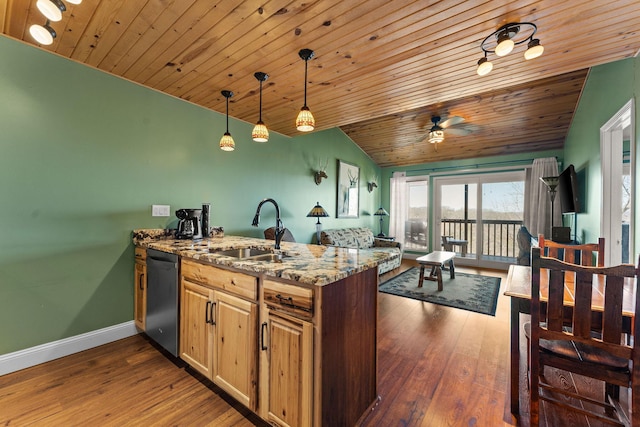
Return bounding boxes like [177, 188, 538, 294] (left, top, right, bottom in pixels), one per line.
[152, 205, 170, 217]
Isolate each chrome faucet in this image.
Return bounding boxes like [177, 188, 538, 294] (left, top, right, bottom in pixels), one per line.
[251, 198, 285, 249]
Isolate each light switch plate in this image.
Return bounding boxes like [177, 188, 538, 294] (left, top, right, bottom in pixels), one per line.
[152, 205, 170, 217]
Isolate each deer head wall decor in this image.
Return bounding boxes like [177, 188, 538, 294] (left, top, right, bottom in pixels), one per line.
[314, 158, 329, 185]
[367, 182, 378, 192]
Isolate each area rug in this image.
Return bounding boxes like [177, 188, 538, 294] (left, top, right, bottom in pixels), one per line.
[379, 267, 501, 316]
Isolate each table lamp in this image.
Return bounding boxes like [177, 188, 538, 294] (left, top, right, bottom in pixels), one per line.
[307, 202, 329, 244]
[374, 207, 389, 237]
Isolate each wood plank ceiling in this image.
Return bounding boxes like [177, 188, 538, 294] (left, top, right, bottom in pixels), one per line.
[3, 0, 640, 167]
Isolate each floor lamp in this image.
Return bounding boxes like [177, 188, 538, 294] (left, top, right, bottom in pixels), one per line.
[306, 202, 329, 244]
[539, 176, 559, 238]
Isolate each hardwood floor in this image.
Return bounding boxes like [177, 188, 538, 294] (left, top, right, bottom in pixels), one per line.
[0, 260, 620, 426]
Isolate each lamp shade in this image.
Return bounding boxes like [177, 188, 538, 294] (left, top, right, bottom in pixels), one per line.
[428, 129, 444, 144]
[307, 202, 329, 218]
[539, 176, 559, 191]
[29, 23, 56, 45]
[374, 207, 389, 216]
[219, 132, 235, 151]
[251, 121, 269, 142]
[296, 106, 315, 132]
[476, 57, 493, 76]
[36, 0, 65, 22]
[524, 38, 544, 60]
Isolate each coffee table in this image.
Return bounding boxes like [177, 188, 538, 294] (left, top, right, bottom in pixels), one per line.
[416, 251, 456, 291]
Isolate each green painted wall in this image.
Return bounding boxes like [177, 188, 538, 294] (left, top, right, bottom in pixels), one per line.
[380, 150, 564, 252]
[563, 57, 640, 255]
[0, 36, 380, 355]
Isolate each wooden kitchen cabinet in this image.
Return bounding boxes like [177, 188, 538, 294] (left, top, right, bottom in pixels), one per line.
[134, 247, 147, 330]
[180, 259, 258, 410]
[180, 278, 214, 378]
[261, 308, 313, 427]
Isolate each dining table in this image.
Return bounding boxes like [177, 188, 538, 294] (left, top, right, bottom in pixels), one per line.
[503, 264, 637, 415]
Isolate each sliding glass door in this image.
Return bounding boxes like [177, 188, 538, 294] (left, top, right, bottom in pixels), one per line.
[434, 171, 525, 268]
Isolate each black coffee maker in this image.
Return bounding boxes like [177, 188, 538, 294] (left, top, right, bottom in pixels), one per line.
[175, 209, 203, 239]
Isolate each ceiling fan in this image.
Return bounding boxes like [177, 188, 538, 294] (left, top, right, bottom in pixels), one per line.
[424, 115, 475, 147]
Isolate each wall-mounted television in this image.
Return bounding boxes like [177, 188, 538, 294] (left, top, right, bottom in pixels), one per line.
[558, 164, 581, 213]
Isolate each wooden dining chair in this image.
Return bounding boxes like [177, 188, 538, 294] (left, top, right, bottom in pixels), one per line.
[529, 247, 640, 426]
[538, 234, 605, 266]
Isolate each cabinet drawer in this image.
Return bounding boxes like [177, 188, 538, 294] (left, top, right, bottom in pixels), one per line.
[263, 279, 313, 318]
[135, 247, 146, 262]
[182, 259, 257, 300]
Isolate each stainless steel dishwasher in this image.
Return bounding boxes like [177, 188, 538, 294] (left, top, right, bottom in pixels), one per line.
[146, 249, 179, 357]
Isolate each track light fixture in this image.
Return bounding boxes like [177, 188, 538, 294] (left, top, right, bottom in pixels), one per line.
[296, 48, 315, 132]
[252, 72, 269, 143]
[219, 90, 235, 152]
[477, 22, 543, 76]
[29, 21, 56, 45]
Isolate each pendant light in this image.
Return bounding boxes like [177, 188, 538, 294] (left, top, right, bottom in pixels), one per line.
[252, 72, 269, 143]
[296, 48, 315, 132]
[219, 90, 235, 152]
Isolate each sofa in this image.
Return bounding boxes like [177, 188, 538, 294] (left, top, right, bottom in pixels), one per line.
[320, 227, 402, 275]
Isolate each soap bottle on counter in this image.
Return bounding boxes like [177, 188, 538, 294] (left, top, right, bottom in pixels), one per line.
[202, 203, 210, 238]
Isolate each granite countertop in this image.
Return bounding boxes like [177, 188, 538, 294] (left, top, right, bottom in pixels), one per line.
[133, 229, 399, 287]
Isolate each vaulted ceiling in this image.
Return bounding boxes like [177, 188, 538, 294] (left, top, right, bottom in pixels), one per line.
[2, 0, 640, 166]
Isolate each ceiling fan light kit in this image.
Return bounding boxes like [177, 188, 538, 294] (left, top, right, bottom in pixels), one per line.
[477, 22, 543, 75]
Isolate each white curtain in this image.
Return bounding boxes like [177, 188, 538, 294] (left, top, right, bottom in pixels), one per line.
[525, 157, 561, 238]
[389, 171, 407, 246]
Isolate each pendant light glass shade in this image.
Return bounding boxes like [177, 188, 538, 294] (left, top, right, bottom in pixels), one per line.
[476, 56, 493, 76]
[36, 0, 65, 22]
[252, 72, 269, 142]
[296, 106, 315, 132]
[219, 132, 235, 151]
[494, 35, 514, 57]
[219, 90, 235, 151]
[524, 38, 544, 60]
[428, 129, 444, 144]
[252, 121, 269, 142]
[29, 23, 56, 45]
[66, 0, 82, 4]
[296, 48, 315, 132]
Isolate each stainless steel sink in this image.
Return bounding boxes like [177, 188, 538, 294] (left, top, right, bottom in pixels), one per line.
[210, 248, 271, 258]
[249, 253, 290, 262]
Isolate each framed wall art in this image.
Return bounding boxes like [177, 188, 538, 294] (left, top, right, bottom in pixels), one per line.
[337, 160, 360, 218]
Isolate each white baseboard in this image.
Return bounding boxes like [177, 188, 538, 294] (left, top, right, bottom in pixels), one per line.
[0, 321, 138, 376]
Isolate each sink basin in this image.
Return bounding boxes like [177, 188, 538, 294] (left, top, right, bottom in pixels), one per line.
[249, 253, 290, 262]
[211, 248, 271, 258]
[209, 247, 290, 263]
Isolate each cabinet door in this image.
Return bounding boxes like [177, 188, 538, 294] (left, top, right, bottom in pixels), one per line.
[213, 291, 258, 410]
[180, 279, 214, 378]
[264, 311, 313, 427]
[134, 261, 146, 330]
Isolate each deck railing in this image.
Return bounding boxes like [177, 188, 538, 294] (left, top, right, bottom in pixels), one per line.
[441, 219, 523, 259]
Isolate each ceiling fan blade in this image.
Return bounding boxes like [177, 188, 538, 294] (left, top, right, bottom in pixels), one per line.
[445, 127, 474, 136]
[440, 116, 465, 128]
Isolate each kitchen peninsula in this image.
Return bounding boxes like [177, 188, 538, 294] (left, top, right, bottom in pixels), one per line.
[133, 229, 397, 427]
